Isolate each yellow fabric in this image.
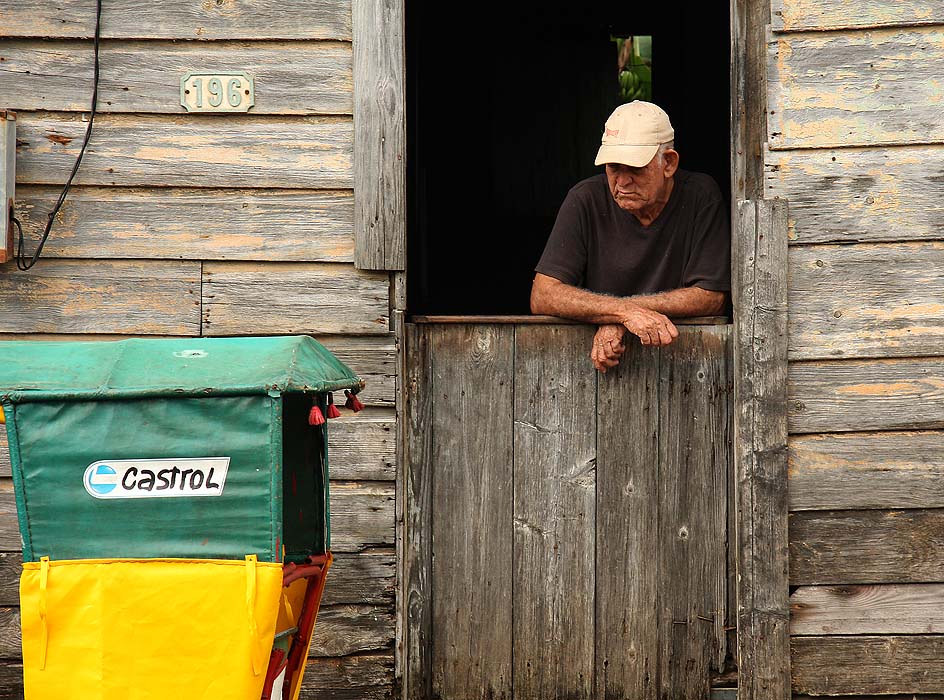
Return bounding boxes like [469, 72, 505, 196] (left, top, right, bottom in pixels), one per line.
[20, 557, 284, 700]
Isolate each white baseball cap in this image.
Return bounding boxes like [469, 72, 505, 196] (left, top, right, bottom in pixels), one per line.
[594, 101, 675, 167]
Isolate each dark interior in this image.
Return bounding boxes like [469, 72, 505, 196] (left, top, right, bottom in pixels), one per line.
[282, 392, 327, 560]
[407, 2, 731, 315]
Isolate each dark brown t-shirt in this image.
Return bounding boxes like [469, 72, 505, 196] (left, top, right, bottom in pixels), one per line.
[535, 169, 730, 295]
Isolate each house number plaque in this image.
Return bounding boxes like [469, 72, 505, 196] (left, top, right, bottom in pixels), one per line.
[180, 72, 255, 113]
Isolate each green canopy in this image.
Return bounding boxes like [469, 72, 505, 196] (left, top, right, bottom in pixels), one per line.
[0, 335, 363, 403]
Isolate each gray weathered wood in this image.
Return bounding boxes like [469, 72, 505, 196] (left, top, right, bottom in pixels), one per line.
[403, 323, 431, 700]
[766, 145, 944, 245]
[790, 509, 944, 585]
[0, 609, 18, 659]
[512, 325, 595, 700]
[310, 604, 394, 657]
[731, 0, 770, 200]
[0, 433, 9, 478]
[0, 259, 200, 335]
[788, 242, 944, 361]
[658, 327, 730, 692]
[429, 325, 513, 699]
[299, 653, 394, 700]
[353, 0, 406, 270]
[789, 431, 944, 511]
[327, 411, 395, 481]
[14, 185, 354, 262]
[0, 0, 352, 40]
[789, 358, 944, 434]
[733, 199, 791, 700]
[791, 583, 944, 635]
[792, 636, 944, 695]
[772, 0, 944, 33]
[596, 339, 661, 700]
[327, 481, 395, 553]
[201, 262, 389, 336]
[768, 27, 944, 150]
[15, 114, 352, 189]
[0, 40, 352, 115]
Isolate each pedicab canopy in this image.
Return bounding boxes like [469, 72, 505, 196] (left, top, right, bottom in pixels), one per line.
[0, 335, 365, 564]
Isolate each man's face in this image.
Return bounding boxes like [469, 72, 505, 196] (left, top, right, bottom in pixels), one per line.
[605, 150, 678, 214]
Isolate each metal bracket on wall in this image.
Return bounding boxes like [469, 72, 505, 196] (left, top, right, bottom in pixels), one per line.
[0, 110, 15, 264]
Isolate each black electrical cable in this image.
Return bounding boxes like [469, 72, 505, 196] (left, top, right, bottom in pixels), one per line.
[16, 0, 102, 271]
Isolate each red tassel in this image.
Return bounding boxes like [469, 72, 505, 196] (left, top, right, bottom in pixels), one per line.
[308, 405, 325, 426]
[326, 392, 341, 419]
[344, 389, 365, 412]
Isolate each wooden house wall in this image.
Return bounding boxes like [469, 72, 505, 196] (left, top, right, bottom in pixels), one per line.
[0, 2, 397, 697]
[767, 0, 944, 695]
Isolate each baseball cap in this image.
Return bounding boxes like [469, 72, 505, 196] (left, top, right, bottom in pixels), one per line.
[594, 101, 675, 167]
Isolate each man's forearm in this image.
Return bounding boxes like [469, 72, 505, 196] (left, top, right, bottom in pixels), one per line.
[530, 275, 631, 324]
[628, 286, 726, 317]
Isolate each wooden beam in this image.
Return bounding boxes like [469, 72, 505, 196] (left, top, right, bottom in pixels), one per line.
[352, 0, 405, 270]
[791, 583, 944, 636]
[409, 315, 729, 325]
[310, 604, 395, 657]
[789, 431, 944, 511]
[792, 635, 944, 696]
[13, 186, 354, 262]
[766, 145, 944, 246]
[300, 654, 394, 700]
[0, 40, 352, 115]
[789, 358, 944, 434]
[201, 262, 389, 337]
[790, 509, 944, 585]
[15, 113, 352, 189]
[788, 242, 944, 361]
[512, 325, 596, 699]
[733, 199, 791, 700]
[0, 0, 353, 40]
[731, 0, 769, 201]
[768, 27, 944, 150]
[0, 259, 201, 335]
[772, 0, 944, 33]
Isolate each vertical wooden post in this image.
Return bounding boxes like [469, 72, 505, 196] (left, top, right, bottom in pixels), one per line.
[353, 0, 406, 271]
[734, 199, 790, 700]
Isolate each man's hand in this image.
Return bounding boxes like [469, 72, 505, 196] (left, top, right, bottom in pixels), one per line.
[620, 304, 679, 347]
[591, 324, 626, 373]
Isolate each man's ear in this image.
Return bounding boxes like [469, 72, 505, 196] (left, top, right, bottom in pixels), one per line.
[662, 149, 680, 177]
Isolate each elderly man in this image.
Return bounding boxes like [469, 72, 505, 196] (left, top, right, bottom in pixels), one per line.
[530, 100, 730, 372]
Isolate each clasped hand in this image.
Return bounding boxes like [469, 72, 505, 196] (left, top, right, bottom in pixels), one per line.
[590, 304, 679, 373]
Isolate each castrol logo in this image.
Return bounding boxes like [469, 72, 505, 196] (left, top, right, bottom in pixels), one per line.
[83, 457, 230, 499]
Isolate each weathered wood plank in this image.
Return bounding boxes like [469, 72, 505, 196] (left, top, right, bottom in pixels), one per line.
[789, 242, 944, 361]
[596, 340, 661, 700]
[0, 608, 18, 659]
[327, 481, 394, 553]
[768, 27, 944, 150]
[327, 410, 395, 481]
[403, 323, 432, 700]
[14, 185, 354, 261]
[772, 0, 944, 33]
[320, 549, 395, 607]
[790, 509, 944, 585]
[201, 262, 388, 336]
[733, 200, 791, 700]
[791, 583, 944, 635]
[658, 327, 731, 691]
[299, 653, 394, 700]
[0, 553, 18, 609]
[767, 145, 944, 245]
[789, 358, 944, 434]
[0, 433, 9, 479]
[0, 1, 352, 40]
[0, 40, 352, 115]
[353, 0, 405, 271]
[0, 259, 201, 335]
[429, 325, 513, 700]
[15, 114, 352, 189]
[512, 325, 595, 700]
[789, 431, 944, 511]
[731, 0, 770, 200]
[792, 636, 944, 695]
[309, 604, 394, 657]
